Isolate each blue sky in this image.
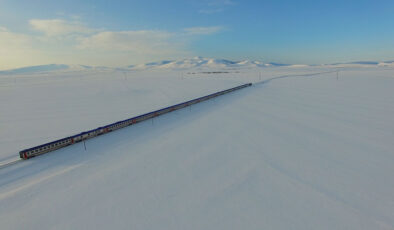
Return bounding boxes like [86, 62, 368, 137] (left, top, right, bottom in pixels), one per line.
[0, 0, 393, 69]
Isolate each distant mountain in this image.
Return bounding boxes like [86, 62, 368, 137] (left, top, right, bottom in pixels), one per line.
[378, 61, 394, 67]
[135, 58, 394, 69]
[348, 61, 379, 65]
[0, 64, 121, 75]
[129, 57, 275, 70]
[328, 61, 394, 67]
[0, 64, 69, 75]
[2, 58, 392, 75]
[267, 62, 291, 67]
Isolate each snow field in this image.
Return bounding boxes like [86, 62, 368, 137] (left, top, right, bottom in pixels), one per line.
[0, 67, 393, 229]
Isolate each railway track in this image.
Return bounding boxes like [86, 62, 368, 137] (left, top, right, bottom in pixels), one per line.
[253, 70, 339, 86]
[0, 158, 23, 170]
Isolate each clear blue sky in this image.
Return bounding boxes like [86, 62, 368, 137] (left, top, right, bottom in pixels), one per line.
[1, 0, 393, 69]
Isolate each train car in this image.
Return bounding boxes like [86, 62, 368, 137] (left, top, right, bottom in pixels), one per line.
[19, 137, 73, 159]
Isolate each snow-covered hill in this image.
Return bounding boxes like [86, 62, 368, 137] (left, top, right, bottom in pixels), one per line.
[325, 61, 394, 68]
[2, 58, 393, 74]
[0, 64, 125, 75]
[130, 58, 394, 70]
[0, 64, 69, 74]
[0, 57, 288, 74]
[131, 57, 271, 70]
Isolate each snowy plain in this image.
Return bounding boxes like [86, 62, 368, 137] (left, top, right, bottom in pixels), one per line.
[0, 62, 394, 230]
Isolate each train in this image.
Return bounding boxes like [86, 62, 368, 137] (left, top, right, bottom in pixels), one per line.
[19, 83, 252, 159]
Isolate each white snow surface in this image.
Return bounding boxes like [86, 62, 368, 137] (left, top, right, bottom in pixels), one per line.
[1, 65, 394, 230]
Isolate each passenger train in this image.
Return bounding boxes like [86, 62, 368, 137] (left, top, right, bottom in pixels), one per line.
[19, 83, 252, 159]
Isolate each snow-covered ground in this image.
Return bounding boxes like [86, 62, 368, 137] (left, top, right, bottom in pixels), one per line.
[0, 64, 393, 229]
